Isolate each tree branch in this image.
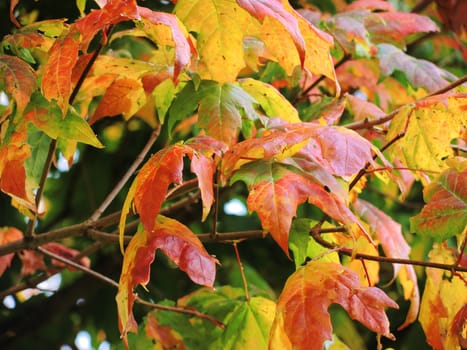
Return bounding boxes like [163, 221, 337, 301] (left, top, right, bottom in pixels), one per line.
[90, 124, 161, 221]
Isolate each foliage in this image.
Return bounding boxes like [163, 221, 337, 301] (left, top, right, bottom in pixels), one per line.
[0, 0, 466, 349]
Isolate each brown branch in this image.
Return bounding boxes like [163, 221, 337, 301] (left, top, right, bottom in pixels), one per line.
[233, 242, 250, 301]
[90, 124, 161, 221]
[38, 246, 224, 329]
[310, 227, 467, 273]
[411, 0, 433, 13]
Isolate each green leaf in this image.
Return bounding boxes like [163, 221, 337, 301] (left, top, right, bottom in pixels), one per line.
[154, 78, 176, 124]
[217, 297, 276, 350]
[410, 161, 467, 241]
[25, 124, 52, 187]
[197, 81, 259, 145]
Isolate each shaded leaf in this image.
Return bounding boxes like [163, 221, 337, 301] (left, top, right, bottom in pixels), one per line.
[354, 198, 419, 328]
[116, 216, 217, 346]
[0, 227, 23, 277]
[145, 312, 186, 349]
[270, 261, 398, 350]
[346, 94, 385, 122]
[411, 161, 467, 240]
[0, 55, 37, 114]
[377, 44, 457, 93]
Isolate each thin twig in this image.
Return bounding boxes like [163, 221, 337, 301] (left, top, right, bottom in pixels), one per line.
[211, 172, 220, 239]
[233, 242, 250, 301]
[135, 298, 224, 329]
[411, 0, 433, 13]
[38, 246, 224, 329]
[310, 227, 467, 272]
[90, 124, 161, 221]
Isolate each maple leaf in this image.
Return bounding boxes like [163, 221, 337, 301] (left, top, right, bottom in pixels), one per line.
[24, 92, 103, 149]
[377, 44, 457, 93]
[217, 296, 276, 349]
[386, 94, 467, 175]
[411, 161, 467, 241]
[419, 244, 467, 350]
[270, 261, 398, 350]
[116, 216, 217, 347]
[0, 227, 23, 277]
[137, 7, 195, 80]
[145, 312, 186, 349]
[0, 54, 37, 114]
[346, 94, 385, 122]
[175, 0, 260, 82]
[119, 137, 226, 246]
[41, 34, 80, 114]
[73, 0, 139, 52]
[230, 161, 368, 255]
[354, 198, 419, 329]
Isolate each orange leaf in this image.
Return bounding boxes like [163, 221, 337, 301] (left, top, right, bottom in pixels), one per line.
[270, 261, 398, 350]
[90, 78, 146, 123]
[116, 216, 217, 346]
[146, 312, 186, 349]
[41, 35, 80, 113]
[9, 0, 21, 28]
[0, 55, 37, 114]
[0, 227, 23, 277]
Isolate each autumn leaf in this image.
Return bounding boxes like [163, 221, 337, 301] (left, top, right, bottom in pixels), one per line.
[386, 94, 466, 175]
[377, 44, 457, 93]
[354, 198, 419, 329]
[175, 0, 259, 82]
[145, 312, 186, 349]
[411, 161, 467, 241]
[41, 34, 80, 113]
[0, 227, 23, 277]
[239, 78, 300, 123]
[231, 161, 368, 255]
[137, 7, 194, 80]
[346, 94, 385, 122]
[0, 55, 37, 114]
[119, 137, 225, 245]
[270, 261, 398, 350]
[419, 244, 467, 350]
[116, 216, 217, 346]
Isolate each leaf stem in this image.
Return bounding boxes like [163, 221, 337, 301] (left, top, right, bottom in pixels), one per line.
[233, 242, 250, 301]
[90, 125, 161, 221]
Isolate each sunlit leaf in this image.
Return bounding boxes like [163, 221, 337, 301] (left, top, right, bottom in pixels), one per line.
[270, 261, 398, 350]
[386, 94, 467, 175]
[41, 34, 80, 113]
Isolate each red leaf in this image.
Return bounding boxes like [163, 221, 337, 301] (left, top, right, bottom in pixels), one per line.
[9, 0, 21, 28]
[270, 261, 398, 350]
[346, 94, 386, 122]
[354, 198, 420, 329]
[0, 227, 23, 277]
[232, 162, 369, 256]
[436, 0, 467, 34]
[120, 137, 223, 237]
[116, 216, 217, 345]
[451, 304, 467, 349]
[138, 7, 194, 80]
[367, 12, 439, 42]
[18, 250, 46, 276]
[42, 242, 91, 270]
[41, 35, 80, 113]
[237, 0, 306, 65]
[0, 55, 37, 114]
[73, 0, 139, 52]
[346, 0, 395, 11]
